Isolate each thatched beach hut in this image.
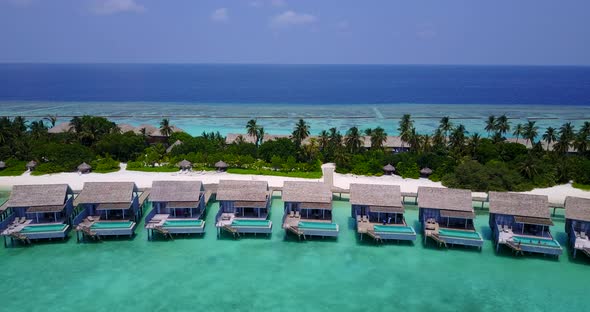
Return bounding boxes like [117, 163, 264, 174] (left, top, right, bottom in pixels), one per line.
[0, 184, 74, 247]
[215, 160, 228, 172]
[26, 161, 37, 171]
[215, 180, 272, 237]
[489, 192, 561, 257]
[418, 187, 483, 249]
[282, 181, 338, 238]
[73, 182, 140, 241]
[77, 162, 92, 174]
[350, 183, 416, 242]
[564, 196, 590, 258]
[145, 181, 206, 240]
[383, 164, 395, 175]
[0, 161, 6, 170]
[177, 159, 192, 171]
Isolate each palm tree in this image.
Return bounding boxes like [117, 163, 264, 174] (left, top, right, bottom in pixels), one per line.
[432, 128, 445, 149]
[328, 127, 342, 147]
[574, 131, 589, 155]
[29, 120, 47, 139]
[292, 119, 310, 147]
[420, 135, 432, 153]
[438, 116, 453, 138]
[485, 115, 496, 137]
[398, 114, 413, 148]
[468, 133, 481, 157]
[522, 121, 539, 145]
[246, 119, 260, 147]
[518, 155, 539, 179]
[580, 121, 590, 137]
[495, 114, 510, 138]
[344, 126, 363, 154]
[159, 118, 173, 137]
[370, 127, 387, 150]
[42, 114, 58, 128]
[318, 130, 330, 151]
[513, 123, 524, 143]
[558, 122, 575, 143]
[542, 127, 557, 151]
[449, 124, 468, 152]
[407, 127, 420, 152]
[257, 127, 265, 146]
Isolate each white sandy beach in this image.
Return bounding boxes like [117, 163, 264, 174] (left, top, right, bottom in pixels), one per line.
[1, 163, 588, 205]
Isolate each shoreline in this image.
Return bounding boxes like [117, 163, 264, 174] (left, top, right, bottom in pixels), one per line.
[1, 164, 588, 205]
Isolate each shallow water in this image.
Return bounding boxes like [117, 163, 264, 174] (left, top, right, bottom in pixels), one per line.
[2, 102, 590, 137]
[0, 196, 588, 312]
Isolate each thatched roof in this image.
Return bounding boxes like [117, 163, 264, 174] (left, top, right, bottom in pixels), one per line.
[26, 160, 37, 168]
[77, 162, 92, 171]
[349, 184, 402, 208]
[420, 167, 433, 175]
[215, 160, 228, 168]
[150, 181, 202, 203]
[383, 164, 395, 172]
[0, 161, 5, 169]
[47, 122, 71, 134]
[118, 123, 139, 134]
[6, 184, 70, 208]
[177, 159, 192, 169]
[564, 196, 590, 222]
[488, 192, 549, 219]
[417, 187, 473, 212]
[216, 180, 269, 202]
[282, 181, 332, 204]
[76, 182, 136, 204]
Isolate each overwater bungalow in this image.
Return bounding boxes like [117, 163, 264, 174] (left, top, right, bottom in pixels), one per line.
[489, 192, 562, 257]
[350, 183, 416, 242]
[215, 180, 272, 238]
[145, 181, 206, 240]
[0, 184, 74, 247]
[564, 196, 590, 258]
[72, 182, 140, 241]
[418, 187, 483, 249]
[282, 181, 338, 239]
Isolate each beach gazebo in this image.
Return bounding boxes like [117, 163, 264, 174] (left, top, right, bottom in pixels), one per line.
[215, 180, 272, 237]
[350, 183, 416, 242]
[145, 181, 206, 240]
[26, 161, 37, 171]
[564, 196, 590, 258]
[489, 192, 562, 257]
[418, 187, 483, 249]
[72, 182, 140, 241]
[215, 160, 228, 172]
[177, 159, 192, 171]
[420, 167, 433, 177]
[0, 184, 75, 247]
[383, 164, 395, 175]
[77, 162, 92, 174]
[0, 161, 6, 170]
[282, 181, 338, 239]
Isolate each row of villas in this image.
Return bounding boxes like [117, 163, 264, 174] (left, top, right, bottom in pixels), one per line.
[1, 181, 590, 259]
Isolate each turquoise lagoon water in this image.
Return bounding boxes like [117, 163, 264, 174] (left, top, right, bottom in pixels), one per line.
[2, 102, 590, 137]
[0, 197, 589, 312]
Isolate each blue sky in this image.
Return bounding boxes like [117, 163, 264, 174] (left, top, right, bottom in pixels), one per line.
[0, 0, 589, 65]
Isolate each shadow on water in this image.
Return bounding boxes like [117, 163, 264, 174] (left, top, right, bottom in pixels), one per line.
[216, 231, 272, 241]
[3, 236, 73, 248]
[147, 233, 207, 243]
[282, 231, 339, 244]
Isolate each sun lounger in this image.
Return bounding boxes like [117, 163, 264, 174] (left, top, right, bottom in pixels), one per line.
[356, 215, 361, 222]
[289, 211, 294, 218]
[295, 211, 300, 218]
[19, 217, 26, 224]
[581, 232, 587, 239]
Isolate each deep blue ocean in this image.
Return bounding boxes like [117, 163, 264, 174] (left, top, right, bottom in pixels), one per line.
[0, 64, 589, 104]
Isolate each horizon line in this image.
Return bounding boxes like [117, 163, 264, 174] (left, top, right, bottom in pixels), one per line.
[0, 62, 589, 67]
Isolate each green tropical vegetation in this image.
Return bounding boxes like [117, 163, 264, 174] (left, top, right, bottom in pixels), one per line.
[1, 114, 590, 192]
